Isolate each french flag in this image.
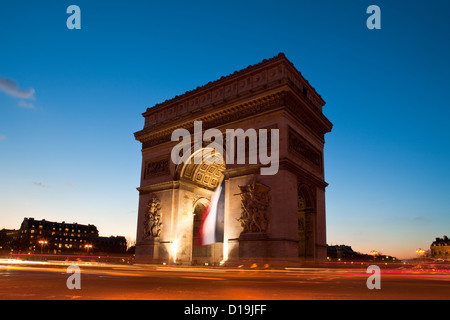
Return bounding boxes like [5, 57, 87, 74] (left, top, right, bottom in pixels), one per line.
[199, 180, 225, 245]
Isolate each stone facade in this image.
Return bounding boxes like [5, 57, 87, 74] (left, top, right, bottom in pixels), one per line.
[0, 218, 127, 254]
[134, 53, 333, 266]
[431, 236, 450, 258]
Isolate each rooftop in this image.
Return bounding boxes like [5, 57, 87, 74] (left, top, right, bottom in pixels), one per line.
[142, 52, 325, 117]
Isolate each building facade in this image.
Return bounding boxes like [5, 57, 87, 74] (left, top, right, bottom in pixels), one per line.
[0, 229, 19, 251]
[0, 218, 127, 254]
[430, 236, 450, 258]
[134, 53, 333, 266]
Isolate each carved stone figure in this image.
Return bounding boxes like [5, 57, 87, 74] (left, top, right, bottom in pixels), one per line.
[237, 182, 271, 233]
[143, 198, 163, 239]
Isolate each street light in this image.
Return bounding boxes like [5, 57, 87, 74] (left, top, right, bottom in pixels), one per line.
[38, 240, 48, 254]
[369, 250, 379, 262]
[415, 248, 426, 259]
[85, 244, 93, 255]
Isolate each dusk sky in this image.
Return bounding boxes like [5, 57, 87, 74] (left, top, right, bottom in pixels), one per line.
[1, 1, 449, 259]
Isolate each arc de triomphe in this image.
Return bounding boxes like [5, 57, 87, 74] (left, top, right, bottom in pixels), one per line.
[134, 53, 333, 266]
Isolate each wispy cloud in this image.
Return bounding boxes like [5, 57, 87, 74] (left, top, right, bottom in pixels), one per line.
[31, 181, 49, 188]
[0, 134, 6, 141]
[18, 100, 35, 109]
[0, 77, 35, 100]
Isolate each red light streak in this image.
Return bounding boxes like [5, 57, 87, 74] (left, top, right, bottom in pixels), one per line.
[9, 253, 131, 260]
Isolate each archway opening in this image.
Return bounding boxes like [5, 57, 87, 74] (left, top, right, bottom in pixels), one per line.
[178, 148, 226, 265]
[298, 191, 306, 258]
[298, 183, 316, 260]
[192, 201, 211, 260]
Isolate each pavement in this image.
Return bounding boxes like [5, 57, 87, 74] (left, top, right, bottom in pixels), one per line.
[0, 259, 449, 300]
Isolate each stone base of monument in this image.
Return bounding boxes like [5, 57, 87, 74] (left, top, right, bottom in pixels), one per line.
[238, 232, 269, 259]
[135, 238, 167, 264]
[232, 232, 306, 267]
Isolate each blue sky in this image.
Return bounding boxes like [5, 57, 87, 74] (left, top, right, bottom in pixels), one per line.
[1, 0, 449, 259]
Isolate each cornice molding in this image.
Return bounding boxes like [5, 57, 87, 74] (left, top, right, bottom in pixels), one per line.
[137, 181, 179, 194]
[135, 91, 287, 147]
[135, 89, 332, 151]
[278, 158, 328, 190]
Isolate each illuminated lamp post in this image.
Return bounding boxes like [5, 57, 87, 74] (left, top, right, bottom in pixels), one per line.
[38, 240, 48, 254]
[415, 248, 426, 260]
[369, 250, 379, 262]
[85, 244, 93, 255]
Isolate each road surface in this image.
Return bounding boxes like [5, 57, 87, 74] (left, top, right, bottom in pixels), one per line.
[0, 259, 449, 300]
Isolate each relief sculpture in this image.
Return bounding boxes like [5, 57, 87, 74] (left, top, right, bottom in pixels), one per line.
[143, 197, 163, 239]
[237, 181, 271, 233]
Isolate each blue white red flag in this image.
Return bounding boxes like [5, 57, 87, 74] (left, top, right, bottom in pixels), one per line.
[199, 180, 225, 245]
